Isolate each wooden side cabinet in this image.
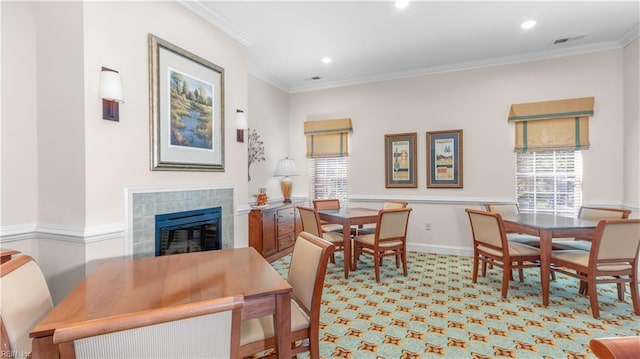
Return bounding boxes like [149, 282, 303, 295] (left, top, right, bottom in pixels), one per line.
[248, 199, 304, 262]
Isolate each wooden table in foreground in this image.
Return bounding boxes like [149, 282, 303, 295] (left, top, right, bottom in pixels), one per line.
[318, 207, 379, 279]
[501, 213, 598, 306]
[30, 247, 292, 359]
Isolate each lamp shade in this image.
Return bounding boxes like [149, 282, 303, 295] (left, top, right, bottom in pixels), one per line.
[235, 110, 248, 130]
[274, 157, 298, 177]
[99, 70, 124, 103]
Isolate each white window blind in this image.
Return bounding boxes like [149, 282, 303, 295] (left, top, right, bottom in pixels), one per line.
[308, 157, 348, 204]
[516, 150, 583, 217]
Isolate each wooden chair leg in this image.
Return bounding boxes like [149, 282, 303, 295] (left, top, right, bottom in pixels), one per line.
[587, 278, 600, 319]
[374, 253, 381, 283]
[617, 282, 625, 301]
[630, 274, 640, 315]
[517, 262, 524, 282]
[402, 251, 408, 277]
[353, 245, 359, 270]
[472, 256, 479, 283]
[501, 262, 511, 298]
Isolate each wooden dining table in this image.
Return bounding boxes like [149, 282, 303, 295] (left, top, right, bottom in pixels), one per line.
[317, 207, 379, 278]
[501, 213, 598, 306]
[30, 247, 292, 359]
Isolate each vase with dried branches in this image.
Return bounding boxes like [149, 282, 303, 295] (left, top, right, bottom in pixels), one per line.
[247, 128, 265, 181]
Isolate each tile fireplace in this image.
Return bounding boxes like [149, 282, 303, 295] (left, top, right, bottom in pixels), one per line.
[127, 187, 234, 257]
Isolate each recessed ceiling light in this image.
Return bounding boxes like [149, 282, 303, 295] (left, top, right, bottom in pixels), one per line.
[521, 20, 537, 30]
[395, 0, 410, 9]
[321, 56, 332, 64]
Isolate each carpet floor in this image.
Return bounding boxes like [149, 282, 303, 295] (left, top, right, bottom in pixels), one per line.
[267, 251, 639, 359]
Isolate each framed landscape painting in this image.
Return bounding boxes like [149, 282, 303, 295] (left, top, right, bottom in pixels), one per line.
[385, 132, 417, 188]
[149, 34, 225, 171]
[426, 129, 463, 188]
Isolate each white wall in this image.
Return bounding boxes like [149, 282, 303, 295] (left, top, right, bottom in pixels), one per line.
[247, 76, 290, 200]
[623, 39, 639, 212]
[282, 49, 628, 252]
[1, 1, 251, 303]
[1, 1, 39, 231]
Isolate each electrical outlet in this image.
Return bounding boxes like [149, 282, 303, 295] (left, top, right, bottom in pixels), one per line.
[424, 222, 431, 231]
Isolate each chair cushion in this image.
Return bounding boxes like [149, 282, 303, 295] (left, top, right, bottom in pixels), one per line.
[322, 231, 344, 246]
[240, 299, 309, 345]
[551, 249, 632, 271]
[354, 234, 402, 248]
[551, 240, 592, 251]
[506, 233, 541, 246]
[321, 223, 343, 233]
[478, 241, 539, 257]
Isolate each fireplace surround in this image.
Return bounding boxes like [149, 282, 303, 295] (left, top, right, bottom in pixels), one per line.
[126, 187, 234, 257]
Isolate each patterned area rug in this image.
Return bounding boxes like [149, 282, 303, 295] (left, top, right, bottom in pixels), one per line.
[269, 251, 639, 359]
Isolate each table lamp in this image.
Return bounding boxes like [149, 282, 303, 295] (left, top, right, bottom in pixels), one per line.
[274, 157, 298, 203]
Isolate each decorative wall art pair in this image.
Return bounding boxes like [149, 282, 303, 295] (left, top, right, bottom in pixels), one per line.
[385, 130, 463, 188]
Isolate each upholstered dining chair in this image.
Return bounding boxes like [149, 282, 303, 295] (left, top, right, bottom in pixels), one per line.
[298, 206, 344, 263]
[465, 209, 542, 298]
[1, 254, 54, 359]
[551, 206, 632, 251]
[549, 219, 640, 319]
[311, 198, 342, 231]
[52, 295, 244, 359]
[589, 336, 640, 359]
[485, 203, 542, 247]
[358, 200, 409, 235]
[353, 207, 412, 282]
[240, 231, 336, 359]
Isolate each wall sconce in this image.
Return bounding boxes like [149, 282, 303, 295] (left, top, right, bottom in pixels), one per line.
[236, 109, 248, 142]
[274, 157, 298, 203]
[99, 67, 124, 121]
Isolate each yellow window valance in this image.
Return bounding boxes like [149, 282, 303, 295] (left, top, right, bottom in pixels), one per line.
[508, 97, 594, 152]
[304, 118, 353, 158]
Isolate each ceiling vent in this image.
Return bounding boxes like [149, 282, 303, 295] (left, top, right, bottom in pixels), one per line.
[552, 35, 586, 45]
[305, 76, 322, 81]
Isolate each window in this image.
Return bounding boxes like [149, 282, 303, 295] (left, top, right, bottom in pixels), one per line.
[516, 150, 583, 217]
[308, 157, 348, 204]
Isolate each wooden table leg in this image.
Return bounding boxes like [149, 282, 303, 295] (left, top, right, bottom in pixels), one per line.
[342, 221, 351, 278]
[540, 230, 552, 306]
[274, 292, 291, 359]
[31, 335, 59, 359]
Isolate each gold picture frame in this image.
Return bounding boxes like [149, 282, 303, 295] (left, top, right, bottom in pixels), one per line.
[149, 34, 225, 171]
[385, 133, 418, 188]
[426, 129, 463, 188]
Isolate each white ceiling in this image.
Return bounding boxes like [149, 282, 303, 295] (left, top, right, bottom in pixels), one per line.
[182, 1, 640, 93]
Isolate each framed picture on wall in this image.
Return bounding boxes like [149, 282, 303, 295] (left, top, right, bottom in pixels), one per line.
[149, 33, 225, 171]
[426, 129, 463, 188]
[385, 132, 418, 188]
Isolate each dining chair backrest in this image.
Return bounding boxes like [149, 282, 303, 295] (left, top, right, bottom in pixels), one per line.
[53, 295, 244, 359]
[382, 200, 408, 209]
[0, 255, 53, 358]
[312, 198, 341, 211]
[376, 208, 412, 243]
[485, 203, 519, 216]
[579, 206, 631, 221]
[590, 219, 640, 265]
[287, 232, 336, 315]
[297, 206, 324, 237]
[466, 209, 508, 251]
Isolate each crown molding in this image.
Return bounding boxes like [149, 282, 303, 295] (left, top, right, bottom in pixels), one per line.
[289, 40, 625, 94]
[178, 0, 257, 47]
[619, 23, 640, 47]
